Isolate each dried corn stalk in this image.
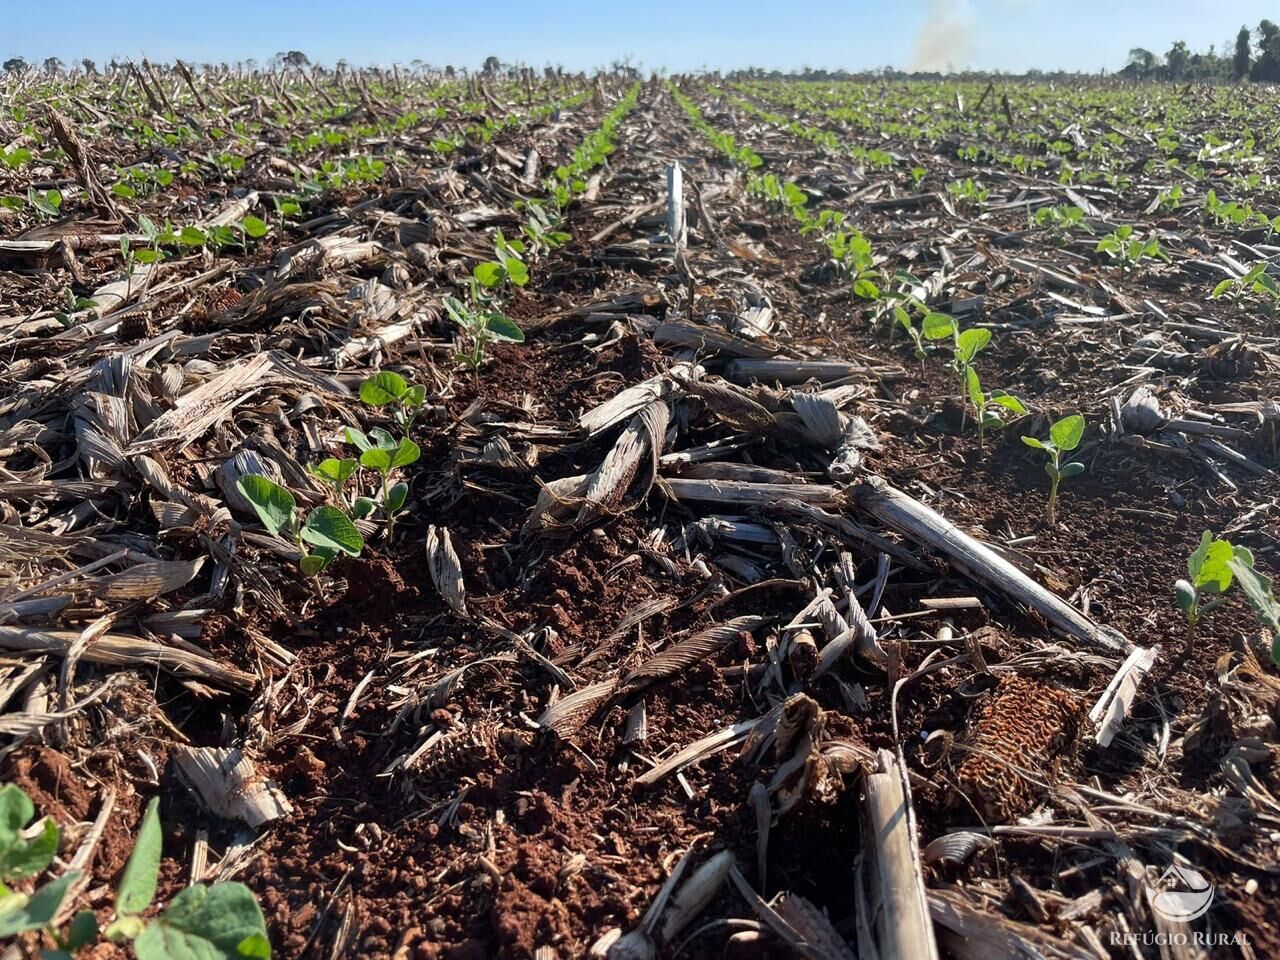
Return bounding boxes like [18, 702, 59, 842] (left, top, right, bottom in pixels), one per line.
[619, 616, 763, 695]
[173, 746, 292, 828]
[425, 525, 467, 616]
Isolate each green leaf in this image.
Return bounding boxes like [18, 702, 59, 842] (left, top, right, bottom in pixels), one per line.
[1049, 414, 1085, 451]
[955, 327, 992, 363]
[298, 550, 333, 577]
[351, 497, 376, 520]
[404, 384, 426, 407]
[1174, 579, 1197, 617]
[893, 306, 912, 331]
[117, 796, 162, 916]
[235, 476, 295, 537]
[369, 427, 397, 450]
[241, 216, 268, 239]
[386, 482, 408, 514]
[359, 371, 408, 406]
[301, 507, 364, 557]
[965, 367, 983, 407]
[310, 458, 357, 486]
[1228, 557, 1280, 634]
[922, 312, 956, 341]
[0, 783, 35, 864]
[359, 448, 392, 472]
[133, 882, 270, 960]
[344, 427, 372, 452]
[1187, 530, 1213, 579]
[987, 392, 1027, 415]
[505, 259, 529, 286]
[3, 817, 58, 880]
[179, 225, 207, 247]
[483, 313, 524, 343]
[1194, 538, 1235, 593]
[1020, 436, 1046, 450]
[852, 278, 880, 300]
[134, 249, 162, 264]
[0, 871, 79, 937]
[1057, 461, 1085, 479]
[473, 261, 504, 288]
[66, 909, 99, 949]
[390, 439, 420, 469]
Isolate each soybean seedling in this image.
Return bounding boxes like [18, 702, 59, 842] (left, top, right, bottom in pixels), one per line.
[443, 294, 525, 371]
[921, 312, 991, 425]
[1174, 531, 1246, 632]
[236, 474, 364, 576]
[359, 370, 427, 431]
[1021, 414, 1085, 526]
[1095, 225, 1169, 274]
[1226, 548, 1280, 665]
[344, 427, 420, 540]
[0, 788, 270, 958]
[473, 229, 529, 294]
[1211, 261, 1280, 312]
[966, 368, 1028, 451]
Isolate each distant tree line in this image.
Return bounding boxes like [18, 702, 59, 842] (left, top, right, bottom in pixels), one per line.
[1122, 20, 1280, 82]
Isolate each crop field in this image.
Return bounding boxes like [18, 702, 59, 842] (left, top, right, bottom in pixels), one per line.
[2, 63, 1280, 959]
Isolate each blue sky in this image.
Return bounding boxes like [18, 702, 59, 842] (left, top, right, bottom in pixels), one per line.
[4, 1, 1273, 74]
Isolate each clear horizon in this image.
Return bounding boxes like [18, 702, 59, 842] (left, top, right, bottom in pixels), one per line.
[3, 0, 1271, 76]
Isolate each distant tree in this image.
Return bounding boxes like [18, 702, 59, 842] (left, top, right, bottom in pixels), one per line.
[1235, 25, 1252, 79]
[3, 56, 27, 73]
[1253, 20, 1280, 81]
[42, 56, 63, 75]
[482, 55, 500, 74]
[1165, 41, 1190, 80]
[81, 58, 97, 74]
[283, 50, 309, 68]
[1125, 47, 1158, 78]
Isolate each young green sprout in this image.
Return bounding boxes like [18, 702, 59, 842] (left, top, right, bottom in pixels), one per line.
[236, 474, 364, 576]
[0, 786, 270, 956]
[966, 368, 1028, 450]
[1225, 546, 1280, 665]
[444, 295, 525, 371]
[1095, 225, 1169, 273]
[344, 427, 420, 540]
[1174, 531, 1245, 632]
[473, 228, 529, 293]
[1021, 414, 1085, 526]
[921, 312, 990, 426]
[359, 370, 427, 431]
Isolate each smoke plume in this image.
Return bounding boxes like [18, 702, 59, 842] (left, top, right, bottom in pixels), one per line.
[910, 0, 974, 73]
